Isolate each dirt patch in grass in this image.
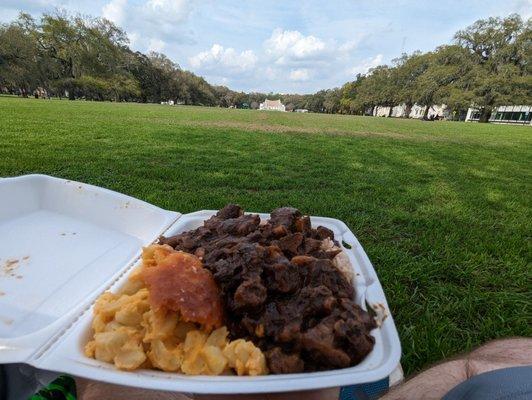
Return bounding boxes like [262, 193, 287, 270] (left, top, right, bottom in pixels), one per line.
[176, 120, 511, 146]
[185, 120, 413, 140]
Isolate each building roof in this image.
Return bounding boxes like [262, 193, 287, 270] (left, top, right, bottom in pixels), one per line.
[262, 99, 283, 106]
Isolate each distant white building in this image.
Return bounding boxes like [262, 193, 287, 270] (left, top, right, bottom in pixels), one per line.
[390, 104, 409, 117]
[466, 105, 531, 125]
[414, 104, 449, 119]
[410, 104, 427, 119]
[374, 103, 449, 119]
[373, 106, 392, 117]
[259, 99, 286, 112]
[380, 103, 532, 124]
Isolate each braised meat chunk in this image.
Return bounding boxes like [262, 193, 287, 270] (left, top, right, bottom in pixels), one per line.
[160, 204, 376, 373]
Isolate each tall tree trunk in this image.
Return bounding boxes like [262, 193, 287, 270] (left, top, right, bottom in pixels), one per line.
[405, 103, 412, 118]
[388, 106, 393, 117]
[479, 107, 491, 123]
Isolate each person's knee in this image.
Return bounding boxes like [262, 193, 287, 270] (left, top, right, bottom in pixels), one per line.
[381, 338, 532, 400]
[380, 360, 468, 400]
[466, 337, 532, 376]
[443, 366, 532, 400]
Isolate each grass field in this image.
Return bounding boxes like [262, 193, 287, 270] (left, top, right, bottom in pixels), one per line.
[1, 96, 530, 376]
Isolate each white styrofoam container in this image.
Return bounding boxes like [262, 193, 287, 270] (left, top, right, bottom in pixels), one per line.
[0, 174, 401, 394]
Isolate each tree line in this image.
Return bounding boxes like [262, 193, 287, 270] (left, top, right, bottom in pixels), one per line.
[0, 13, 224, 105]
[1, 12, 530, 120]
[337, 14, 531, 121]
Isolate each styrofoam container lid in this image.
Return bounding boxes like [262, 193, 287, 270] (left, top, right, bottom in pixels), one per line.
[0, 175, 178, 363]
[0, 174, 401, 393]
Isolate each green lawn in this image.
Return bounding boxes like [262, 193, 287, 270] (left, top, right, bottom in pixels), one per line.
[1, 97, 530, 376]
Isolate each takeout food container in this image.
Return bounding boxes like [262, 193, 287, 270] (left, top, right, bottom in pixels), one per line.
[0, 174, 401, 393]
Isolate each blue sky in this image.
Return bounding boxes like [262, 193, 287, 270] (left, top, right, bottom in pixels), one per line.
[1, 0, 530, 93]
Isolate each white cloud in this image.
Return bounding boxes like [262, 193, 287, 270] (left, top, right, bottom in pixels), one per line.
[148, 38, 166, 53]
[102, 0, 126, 25]
[513, 0, 532, 17]
[349, 54, 384, 76]
[128, 32, 139, 47]
[258, 27, 350, 88]
[0, 0, 60, 9]
[143, 0, 192, 24]
[289, 68, 311, 81]
[264, 66, 277, 80]
[100, 0, 195, 55]
[338, 33, 368, 53]
[189, 44, 257, 72]
[339, 40, 358, 52]
[265, 28, 327, 62]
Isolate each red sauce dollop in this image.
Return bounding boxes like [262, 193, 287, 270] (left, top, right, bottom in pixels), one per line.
[141, 250, 223, 330]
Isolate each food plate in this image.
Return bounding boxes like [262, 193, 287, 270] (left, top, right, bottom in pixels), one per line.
[0, 174, 401, 394]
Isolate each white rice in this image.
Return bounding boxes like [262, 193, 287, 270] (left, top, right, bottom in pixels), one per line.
[321, 238, 354, 283]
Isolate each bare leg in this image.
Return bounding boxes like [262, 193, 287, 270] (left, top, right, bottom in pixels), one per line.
[467, 337, 532, 376]
[378, 360, 468, 400]
[381, 338, 532, 400]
